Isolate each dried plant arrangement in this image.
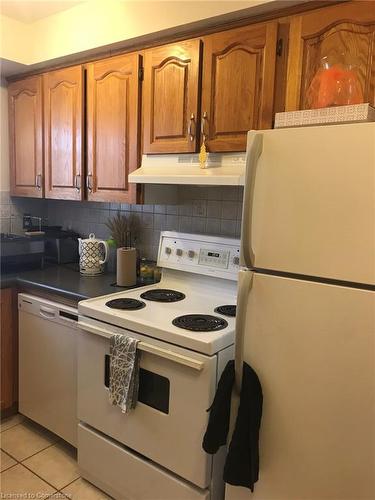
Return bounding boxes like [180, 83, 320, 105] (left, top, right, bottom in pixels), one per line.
[106, 212, 138, 248]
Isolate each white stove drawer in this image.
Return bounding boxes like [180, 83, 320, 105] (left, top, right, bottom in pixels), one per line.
[78, 423, 209, 500]
[77, 322, 217, 488]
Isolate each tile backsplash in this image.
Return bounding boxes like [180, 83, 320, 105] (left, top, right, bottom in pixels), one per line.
[1, 186, 243, 263]
[0, 191, 46, 235]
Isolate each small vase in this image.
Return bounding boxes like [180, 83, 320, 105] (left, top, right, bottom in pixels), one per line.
[117, 247, 137, 287]
[306, 54, 364, 109]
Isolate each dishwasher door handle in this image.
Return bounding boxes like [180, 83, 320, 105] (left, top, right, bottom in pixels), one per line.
[39, 306, 56, 318]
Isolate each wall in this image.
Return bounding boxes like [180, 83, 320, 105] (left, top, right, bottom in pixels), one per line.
[0, 15, 33, 65]
[1, 0, 272, 65]
[0, 83, 9, 191]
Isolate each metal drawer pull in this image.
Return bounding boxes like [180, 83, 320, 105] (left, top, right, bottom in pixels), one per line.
[201, 111, 208, 138]
[86, 173, 93, 193]
[35, 174, 42, 190]
[188, 113, 195, 141]
[79, 321, 204, 371]
[74, 174, 81, 191]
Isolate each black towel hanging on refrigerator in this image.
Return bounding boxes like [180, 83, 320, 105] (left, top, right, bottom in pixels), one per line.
[224, 362, 263, 492]
[202, 360, 263, 492]
[202, 360, 235, 454]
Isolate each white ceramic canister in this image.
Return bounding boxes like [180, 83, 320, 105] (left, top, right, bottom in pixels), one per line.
[78, 233, 109, 276]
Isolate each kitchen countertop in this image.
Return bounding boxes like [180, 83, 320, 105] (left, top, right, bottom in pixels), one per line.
[0, 263, 154, 302]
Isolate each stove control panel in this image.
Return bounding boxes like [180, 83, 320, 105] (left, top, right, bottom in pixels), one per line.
[158, 231, 240, 280]
[198, 248, 230, 268]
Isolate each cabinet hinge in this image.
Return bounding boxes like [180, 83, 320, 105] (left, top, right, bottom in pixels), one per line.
[276, 38, 283, 57]
[139, 67, 144, 81]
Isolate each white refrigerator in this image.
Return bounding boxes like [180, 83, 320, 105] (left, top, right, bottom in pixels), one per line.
[227, 123, 375, 500]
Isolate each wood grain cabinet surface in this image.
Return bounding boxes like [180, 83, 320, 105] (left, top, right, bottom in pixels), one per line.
[43, 65, 84, 200]
[0, 289, 17, 414]
[286, 1, 375, 111]
[86, 53, 141, 203]
[201, 22, 278, 152]
[143, 39, 201, 154]
[8, 76, 43, 198]
[8, 1, 375, 193]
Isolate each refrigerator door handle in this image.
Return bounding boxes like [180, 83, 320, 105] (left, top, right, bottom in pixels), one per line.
[234, 269, 253, 393]
[240, 132, 263, 268]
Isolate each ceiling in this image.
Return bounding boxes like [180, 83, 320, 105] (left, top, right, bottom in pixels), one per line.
[0, 1, 83, 23]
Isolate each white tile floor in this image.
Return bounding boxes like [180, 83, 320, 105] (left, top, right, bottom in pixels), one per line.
[0, 414, 111, 499]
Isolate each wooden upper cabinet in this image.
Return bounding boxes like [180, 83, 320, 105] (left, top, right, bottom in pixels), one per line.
[87, 53, 140, 202]
[8, 76, 43, 197]
[201, 22, 278, 152]
[44, 66, 83, 200]
[143, 39, 201, 154]
[286, 1, 375, 111]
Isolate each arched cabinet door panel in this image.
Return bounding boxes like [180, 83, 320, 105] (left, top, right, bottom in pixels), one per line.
[286, 1, 375, 111]
[201, 22, 278, 152]
[143, 39, 201, 154]
[87, 53, 141, 203]
[8, 76, 43, 198]
[44, 65, 83, 200]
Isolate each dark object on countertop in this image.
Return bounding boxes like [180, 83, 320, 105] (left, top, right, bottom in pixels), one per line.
[224, 363, 263, 492]
[44, 228, 80, 264]
[202, 360, 235, 454]
[0, 233, 45, 272]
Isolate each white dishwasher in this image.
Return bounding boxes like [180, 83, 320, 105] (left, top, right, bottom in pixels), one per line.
[19, 293, 78, 446]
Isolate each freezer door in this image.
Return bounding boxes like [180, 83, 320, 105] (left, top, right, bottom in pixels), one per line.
[241, 123, 375, 285]
[229, 271, 375, 500]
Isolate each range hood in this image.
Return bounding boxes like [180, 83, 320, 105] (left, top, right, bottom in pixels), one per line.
[129, 153, 246, 186]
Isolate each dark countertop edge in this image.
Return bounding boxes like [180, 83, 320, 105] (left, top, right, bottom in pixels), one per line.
[1, 265, 157, 303]
[15, 278, 88, 302]
[1, 275, 88, 302]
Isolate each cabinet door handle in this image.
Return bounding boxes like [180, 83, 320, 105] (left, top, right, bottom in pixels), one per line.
[86, 173, 93, 193]
[35, 174, 42, 190]
[201, 111, 209, 139]
[188, 113, 195, 141]
[74, 174, 81, 191]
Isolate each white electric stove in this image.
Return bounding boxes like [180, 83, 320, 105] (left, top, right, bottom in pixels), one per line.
[77, 232, 240, 500]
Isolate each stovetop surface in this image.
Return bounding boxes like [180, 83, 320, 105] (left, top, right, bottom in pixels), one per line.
[78, 269, 237, 355]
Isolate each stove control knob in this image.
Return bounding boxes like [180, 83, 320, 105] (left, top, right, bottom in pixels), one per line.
[176, 248, 183, 257]
[188, 250, 195, 258]
[233, 256, 240, 265]
[165, 247, 172, 255]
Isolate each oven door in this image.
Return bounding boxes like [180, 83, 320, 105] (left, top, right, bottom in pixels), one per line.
[78, 317, 217, 489]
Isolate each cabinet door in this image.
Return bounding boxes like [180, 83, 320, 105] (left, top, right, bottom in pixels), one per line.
[8, 76, 43, 197]
[286, 2, 375, 111]
[0, 289, 16, 413]
[87, 53, 140, 203]
[143, 40, 201, 154]
[44, 66, 83, 200]
[201, 22, 278, 152]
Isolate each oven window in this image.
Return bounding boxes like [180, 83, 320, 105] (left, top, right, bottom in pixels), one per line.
[104, 355, 170, 414]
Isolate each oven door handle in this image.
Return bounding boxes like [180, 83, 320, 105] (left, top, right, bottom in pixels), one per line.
[79, 320, 204, 372]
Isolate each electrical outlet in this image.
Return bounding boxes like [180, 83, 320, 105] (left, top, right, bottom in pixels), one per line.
[193, 201, 206, 217]
[23, 214, 32, 230]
